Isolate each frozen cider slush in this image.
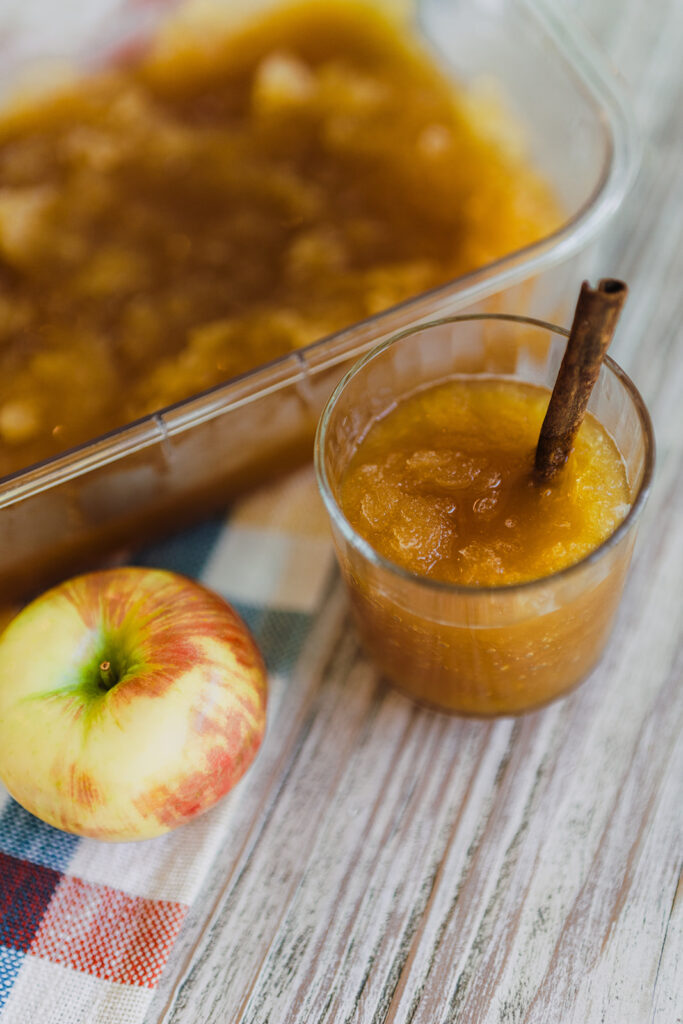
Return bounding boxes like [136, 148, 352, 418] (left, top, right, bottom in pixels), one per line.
[340, 379, 630, 587]
[317, 317, 652, 716]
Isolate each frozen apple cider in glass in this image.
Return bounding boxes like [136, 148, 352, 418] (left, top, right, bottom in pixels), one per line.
[339, 380, 629, 586]
[315, 314, 654, 715]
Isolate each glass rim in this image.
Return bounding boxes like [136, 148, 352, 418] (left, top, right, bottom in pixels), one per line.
[314, 312, 655, 597]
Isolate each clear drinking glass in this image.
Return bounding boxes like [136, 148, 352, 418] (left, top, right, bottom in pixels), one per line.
[315, 315, 654, 716]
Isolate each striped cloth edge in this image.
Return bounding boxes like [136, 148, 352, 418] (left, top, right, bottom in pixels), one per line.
[0, 466, 335, 1024]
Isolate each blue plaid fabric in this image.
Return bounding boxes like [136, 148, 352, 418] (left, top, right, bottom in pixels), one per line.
[0, 468, 334, 1023]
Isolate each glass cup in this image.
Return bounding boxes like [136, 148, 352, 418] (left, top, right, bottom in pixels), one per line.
[314, 314, 654, 716]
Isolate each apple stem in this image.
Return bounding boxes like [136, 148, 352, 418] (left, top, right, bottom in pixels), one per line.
[98, 660, 117, 691]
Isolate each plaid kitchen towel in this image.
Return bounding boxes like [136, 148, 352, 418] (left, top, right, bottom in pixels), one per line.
[0, 466, 337, 1024]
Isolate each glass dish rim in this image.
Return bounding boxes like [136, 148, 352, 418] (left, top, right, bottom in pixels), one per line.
[0, 0, 640, 505]
[314, 312, 656, 597]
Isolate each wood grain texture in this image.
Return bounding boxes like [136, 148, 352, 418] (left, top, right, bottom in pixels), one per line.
[144, 1, 683, 1020]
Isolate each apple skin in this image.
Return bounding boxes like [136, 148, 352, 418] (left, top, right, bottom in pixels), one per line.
[0, 567, 267, 841]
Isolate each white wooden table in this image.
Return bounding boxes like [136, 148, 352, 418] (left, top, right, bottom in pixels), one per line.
[145, 1, 683, 1020]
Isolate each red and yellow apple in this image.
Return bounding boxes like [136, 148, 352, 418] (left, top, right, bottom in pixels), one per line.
[0, 567, 267, 841]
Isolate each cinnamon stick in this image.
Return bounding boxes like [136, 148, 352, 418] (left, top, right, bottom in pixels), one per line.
[534, 279, 628, 481]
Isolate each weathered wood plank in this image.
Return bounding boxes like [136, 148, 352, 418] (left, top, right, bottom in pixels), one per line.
[650, 872, 683, 1024]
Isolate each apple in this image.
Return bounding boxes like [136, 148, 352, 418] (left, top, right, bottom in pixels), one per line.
[0, 567, 267, 841]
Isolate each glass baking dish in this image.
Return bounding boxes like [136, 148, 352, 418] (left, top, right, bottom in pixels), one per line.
[0, 0, 638, 607]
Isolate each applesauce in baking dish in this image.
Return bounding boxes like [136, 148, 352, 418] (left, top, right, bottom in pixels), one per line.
[0, 0, 560, 480]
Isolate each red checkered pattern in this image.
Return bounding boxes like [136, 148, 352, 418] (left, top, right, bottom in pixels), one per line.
[29, 876, 187, 988]
[0, 467, 324, 1022]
